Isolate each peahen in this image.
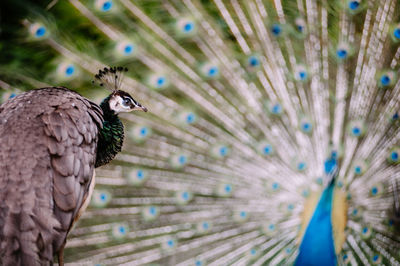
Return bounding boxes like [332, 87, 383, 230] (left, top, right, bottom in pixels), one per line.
[1, 0, 400, 265]
[0, 67, 147, 265]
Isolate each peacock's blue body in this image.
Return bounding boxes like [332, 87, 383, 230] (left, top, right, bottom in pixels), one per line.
[297, 182, 337, 266]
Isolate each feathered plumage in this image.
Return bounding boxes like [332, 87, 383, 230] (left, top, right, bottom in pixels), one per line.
[0, 84, 145, 265]
[0, 87, 103, 265]
[2, 0, 400, 265]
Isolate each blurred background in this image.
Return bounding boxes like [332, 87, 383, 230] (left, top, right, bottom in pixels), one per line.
[2, 0, 400, 265]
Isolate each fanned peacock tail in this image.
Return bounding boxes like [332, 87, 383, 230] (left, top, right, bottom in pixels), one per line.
[2, 0, 400, 265]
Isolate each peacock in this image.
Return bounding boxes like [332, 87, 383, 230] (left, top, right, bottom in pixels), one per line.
[1, 0, 400, 265]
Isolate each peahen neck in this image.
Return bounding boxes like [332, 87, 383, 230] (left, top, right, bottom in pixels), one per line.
[95, 95, 124, 168]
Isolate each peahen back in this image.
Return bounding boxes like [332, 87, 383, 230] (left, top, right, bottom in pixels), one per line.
[2, 0, 400, 265]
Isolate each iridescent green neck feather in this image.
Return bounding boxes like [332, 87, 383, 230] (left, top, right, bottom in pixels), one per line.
[95, 95, 124, 168]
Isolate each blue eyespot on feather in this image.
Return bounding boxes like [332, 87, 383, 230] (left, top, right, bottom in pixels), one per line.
[371, 254, 382, 264]
[301, 122, 311, 132]
[200, 63, 219, 78]
[350, 206, 363, 220]
[354, 166, 361, 175]
[111, 223, 129, 239]
[336, 49, 348, 59]
[249, 247, 258, 257]
[297, 71, 308, 81]
[342, 253, 351, 263]
[263, 145, 272, 155]
[297, 161, 307, 171]
[286, 203, 295, 213]
[124, 44, 133, 54]
[348, 120, 365, 137]
[301, 188, 310, 198]
[248, 55, 260, 68]
[129, 125, 151, 143]
[377, 71, 396, 87]
[207, 66, 219, 77]
[336, 43, 352, 60]
[300, 117, 313, 133]
[346, 0, 363, 14]
[391, 112, 399, 122]
[315, 177, 324, 186]
[65, 65, 75, 77]
[183, 23, 193, 32]
[293, 157, 307, 172]
[295, 18, 306, 34]
[195, 259, 203, 266]
[217, 183, 233, 197]
[270, 182, 280, 192]
[353, 160, 368, 175]
[95, 0, 113, 12]
[390, 24, 400, 42]
[381, 75, 390, 85]
[56, 62, 78, 80]
[176, 18, 197, 36]
[171, 153, 189, 169]
[127, 168, 148, 185]
[202, 222, 210, 231]
[271, 23, 282, 36]
[361, 226, 372, 239]
[116, 41, 136, 57]
[161, 237, 177, 251]
[179, 155, 186, 164]
[262, 223, 278, 236]
[176, 190, 192, 205]
[35, 27, 46, 37]
[266, 101, 283, 116]
[272, 104, 282, 114]
[2, 91, 19, 103]
[142, 206, 159, 221]
[202, 222, 209, 230]
[234, 210, 249, 222]
[148, 73, 169, 90]
[348, 0, 360, 10]
[92, 190, 111, 207]
[370, 183, 384, 197]
[394, 27, 400, 40]
[258, 141, 274, 156]
[294, 65, 308, 81]
[30, 23, 47, 39]
[178, 111, 197, 125]
[186, 112, 196, 124]
[196, 221, 211, 234]
[211, 144, 230, 158]
[219, 146, 228, 156]
[388, 147, 400, 164]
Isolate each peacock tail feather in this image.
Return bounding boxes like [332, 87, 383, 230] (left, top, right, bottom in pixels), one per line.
[2, 0, 400, 265]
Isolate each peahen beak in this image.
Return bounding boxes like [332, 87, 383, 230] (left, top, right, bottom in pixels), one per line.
[133, 104, 148, 112]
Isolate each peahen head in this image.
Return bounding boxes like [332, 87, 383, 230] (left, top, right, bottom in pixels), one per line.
[94, 66, 148, 168]
[94, 66, 147, 116]
[108, 90, 147, 114]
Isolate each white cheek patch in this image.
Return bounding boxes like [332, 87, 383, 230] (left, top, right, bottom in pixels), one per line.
[109, 96, 131, 113]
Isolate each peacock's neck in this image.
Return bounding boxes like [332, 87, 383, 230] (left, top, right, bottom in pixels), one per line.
[95, 96, 124, 168]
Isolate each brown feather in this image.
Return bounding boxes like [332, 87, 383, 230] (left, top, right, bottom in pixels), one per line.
[0, 87, 104, 265]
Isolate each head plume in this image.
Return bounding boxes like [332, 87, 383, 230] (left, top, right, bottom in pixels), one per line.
[93, 66, 128, 92]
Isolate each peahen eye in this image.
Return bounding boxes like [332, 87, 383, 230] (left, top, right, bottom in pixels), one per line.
[123, 98, 131, 106]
